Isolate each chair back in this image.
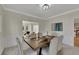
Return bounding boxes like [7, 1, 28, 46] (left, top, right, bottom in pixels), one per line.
[16, 37, 23, 55]
[57, 35, 63, 51]
[49, 37, 58, 55]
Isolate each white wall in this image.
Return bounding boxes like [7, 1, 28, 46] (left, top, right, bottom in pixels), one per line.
[0, 15, 3, 54]
[3, 10, 47, 48]
[0, 5, 4, 54]
[3, 11, 23, 48]
[49, 18, 74, 46]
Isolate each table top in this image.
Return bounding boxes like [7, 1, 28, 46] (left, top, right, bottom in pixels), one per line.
[23, 35, 55, 50]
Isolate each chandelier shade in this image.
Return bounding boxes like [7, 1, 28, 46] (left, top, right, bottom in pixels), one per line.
[39, 4, 51, 11]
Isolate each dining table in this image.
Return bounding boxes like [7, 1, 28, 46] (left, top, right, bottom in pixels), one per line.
[23, 35, 55, 55]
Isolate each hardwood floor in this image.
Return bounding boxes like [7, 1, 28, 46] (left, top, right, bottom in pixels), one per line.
[74, 35, 79, 47]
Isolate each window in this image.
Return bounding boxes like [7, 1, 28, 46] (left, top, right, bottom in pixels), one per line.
[33, 24, 39, 33]
[55, 23, 63, 31]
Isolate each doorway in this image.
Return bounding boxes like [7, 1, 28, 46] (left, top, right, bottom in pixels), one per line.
[74, 18, 79, 47]
[22, 20, 39, 35]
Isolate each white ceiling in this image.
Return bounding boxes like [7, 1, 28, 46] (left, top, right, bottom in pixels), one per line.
[3, 4, 79, 19]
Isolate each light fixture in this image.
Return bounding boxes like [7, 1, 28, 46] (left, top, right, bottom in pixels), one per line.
[39, 4, 51, 11]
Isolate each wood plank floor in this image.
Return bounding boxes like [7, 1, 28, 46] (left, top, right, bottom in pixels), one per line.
[74, 35, 79, 47]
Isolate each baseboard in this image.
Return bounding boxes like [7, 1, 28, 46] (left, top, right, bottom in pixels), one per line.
[5, 45, 17, 49]
[1, 45, 18, 55]
[4, 43, 17, 49]
[0, 48, 5, 55]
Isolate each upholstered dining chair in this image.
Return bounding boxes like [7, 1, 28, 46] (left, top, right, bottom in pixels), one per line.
[42, 37, 58, 55]
[57, 35, 63, 54]
[49, 37, 58, 55]
[16, 37, 24, 55]
[51, 31, 63, 54]
[16, 37, 38, 55]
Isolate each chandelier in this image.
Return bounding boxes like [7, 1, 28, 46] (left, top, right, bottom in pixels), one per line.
[40, 4, 51, 11]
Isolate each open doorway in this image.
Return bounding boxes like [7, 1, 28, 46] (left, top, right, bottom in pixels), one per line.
[22, 20, 39, 36]
[74, 18, 79, 47]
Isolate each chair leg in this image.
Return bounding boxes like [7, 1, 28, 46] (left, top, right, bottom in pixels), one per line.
[57, 48, 63, 55]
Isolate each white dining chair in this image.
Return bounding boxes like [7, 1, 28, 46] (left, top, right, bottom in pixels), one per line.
[42, 37, 58, 55]
[16, 37, 24, 55]
[58, 36, 63, 51]
[49, 37, 58, 55]
[51, 31, 63, 54]
[57, 35, 63, 54]
[16, 37, 38, 55]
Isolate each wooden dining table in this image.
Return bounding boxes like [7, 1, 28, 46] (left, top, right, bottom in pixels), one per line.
[23, 35, 55, 55]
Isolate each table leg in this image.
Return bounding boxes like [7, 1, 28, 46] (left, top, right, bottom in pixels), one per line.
[38, 48, 42, 55]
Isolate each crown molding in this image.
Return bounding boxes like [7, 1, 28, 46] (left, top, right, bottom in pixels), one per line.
[5, 8, 46, 20]
[0, 4, 5, 9]
[1, 4, 79, 20]
[48, 8, 79, 19]
[1, 5, 46, 20]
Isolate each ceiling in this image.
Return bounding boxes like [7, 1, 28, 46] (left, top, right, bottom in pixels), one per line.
[3, 4, 79, 19]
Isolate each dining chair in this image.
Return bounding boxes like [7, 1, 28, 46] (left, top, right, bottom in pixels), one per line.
[16, 37, 24, 55]
[48, 37, 58, 55]
[57, 35, 63, 54]
[51, 31, 63, 54]
[16, 37, 38, 55]
[42, 37, 58, 55]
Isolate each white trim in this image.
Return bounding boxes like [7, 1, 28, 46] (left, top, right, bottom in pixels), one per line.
[5, 8, 45, 20]
[2, 5, 79, 19]
[48, 8, 79, 19]
[3, 7, 46, 20]
[0, 48, 4, 55]
[0, 4, 5, 9]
